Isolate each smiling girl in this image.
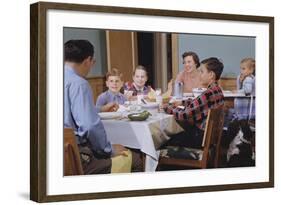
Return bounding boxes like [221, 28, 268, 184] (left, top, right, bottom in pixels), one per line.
[123, 65, 151, 97]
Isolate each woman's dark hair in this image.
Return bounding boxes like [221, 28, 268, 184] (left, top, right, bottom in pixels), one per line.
[201, 57, 224, 80]
[64, 40, 94, 63]
[182, 51, 200, 68]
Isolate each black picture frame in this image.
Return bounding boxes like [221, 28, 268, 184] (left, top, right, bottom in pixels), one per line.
[30, 1, 274, 202]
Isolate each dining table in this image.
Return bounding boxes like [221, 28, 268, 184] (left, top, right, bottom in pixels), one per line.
[101, 111, 184, 172]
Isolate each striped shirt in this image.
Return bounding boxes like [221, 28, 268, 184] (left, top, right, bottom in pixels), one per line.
[164, 82, 224, 130]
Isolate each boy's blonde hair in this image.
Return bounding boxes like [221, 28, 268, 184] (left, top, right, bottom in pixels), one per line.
[241, 58, 255, 74]
[106, 68, 123, 80]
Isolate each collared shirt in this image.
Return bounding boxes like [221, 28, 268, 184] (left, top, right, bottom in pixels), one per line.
[234, 74, 255, 120]
[164, 82, 224, 130]
[96, 90, 126, 107]
[64, 65, 112, 157]
[123, 82, 151, 96]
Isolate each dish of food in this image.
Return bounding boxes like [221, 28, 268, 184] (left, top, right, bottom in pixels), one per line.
[127, 111, 151, 121]
[147, 89, 171, 103]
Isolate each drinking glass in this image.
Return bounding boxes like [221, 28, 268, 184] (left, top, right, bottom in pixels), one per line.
[137, 90, 144, 104]
[155, 88, 162, 96]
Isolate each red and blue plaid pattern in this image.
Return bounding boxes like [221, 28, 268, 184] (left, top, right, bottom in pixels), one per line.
[165, 82, 224, 130]
[123, 82, 151, 96]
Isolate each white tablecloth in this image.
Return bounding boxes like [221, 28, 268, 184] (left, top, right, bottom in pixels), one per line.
[102, 113, 183, 172]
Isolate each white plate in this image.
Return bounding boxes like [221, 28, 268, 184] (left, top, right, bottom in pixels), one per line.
[183, 92, 194, 97]
[141, 102, 159, 109]
[98, 112, 122, 120]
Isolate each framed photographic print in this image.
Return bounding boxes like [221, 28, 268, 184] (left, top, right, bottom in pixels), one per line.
[30, 1, 274, 202]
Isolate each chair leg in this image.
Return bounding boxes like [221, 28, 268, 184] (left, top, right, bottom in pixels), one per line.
[142, 153, 146, 172]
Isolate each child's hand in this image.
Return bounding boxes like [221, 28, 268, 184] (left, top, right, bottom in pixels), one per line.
[173, 101, 182, 107]
[239, 71, 252, 82]
[124, 90, 133, 100]
[101, 102, 119, 112]
[239, 74, 247, 83]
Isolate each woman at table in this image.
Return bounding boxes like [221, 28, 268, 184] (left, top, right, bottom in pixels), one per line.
[176, 51, 203, 93]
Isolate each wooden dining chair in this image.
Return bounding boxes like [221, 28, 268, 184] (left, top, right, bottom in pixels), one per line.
[158, 105, 224, 169]
[64, 128, 84, 176]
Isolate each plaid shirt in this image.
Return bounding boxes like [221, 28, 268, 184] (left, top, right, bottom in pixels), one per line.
[123, 82, 151, 96]
[164, 82, 224, 130]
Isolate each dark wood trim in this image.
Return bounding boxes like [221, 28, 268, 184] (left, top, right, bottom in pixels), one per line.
[269, 17, 274, 187]
[38, 1, 273, 23]
[30, 2, 48, 202]
[30, 3, 39, 202]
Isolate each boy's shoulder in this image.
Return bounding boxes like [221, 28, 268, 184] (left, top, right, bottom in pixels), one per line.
[98, 90, 109, 97]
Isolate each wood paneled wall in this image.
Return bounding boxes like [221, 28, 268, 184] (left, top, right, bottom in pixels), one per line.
[106, 31, 137, 82]
[218, 77, 236, 91]
[87, 76, 106, 104]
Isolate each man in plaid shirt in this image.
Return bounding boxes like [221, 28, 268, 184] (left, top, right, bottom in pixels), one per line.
[163, 57, 224, 148]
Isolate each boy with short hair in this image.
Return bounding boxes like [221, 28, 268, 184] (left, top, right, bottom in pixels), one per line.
[96, 68, 126, 107]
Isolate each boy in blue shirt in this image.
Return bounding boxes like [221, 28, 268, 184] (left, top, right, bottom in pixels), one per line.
[96, 68, 126, 108]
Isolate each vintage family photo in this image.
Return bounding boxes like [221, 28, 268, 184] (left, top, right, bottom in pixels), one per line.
[30, 2, 273, 202]
[63, 28, 256, 175]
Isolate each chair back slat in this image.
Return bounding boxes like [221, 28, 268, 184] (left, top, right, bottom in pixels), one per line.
[158, 105, 224, 170]
[201, 106, 224, 167]
[64, 128, 84, 175]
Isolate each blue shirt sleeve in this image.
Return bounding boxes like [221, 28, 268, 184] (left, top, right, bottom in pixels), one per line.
[70, 82, 113, 157]
[96, 92, 107, 107]
[242, 77, 254, 95]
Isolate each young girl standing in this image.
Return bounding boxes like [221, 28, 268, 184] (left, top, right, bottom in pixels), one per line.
[234, 58, 255, 120]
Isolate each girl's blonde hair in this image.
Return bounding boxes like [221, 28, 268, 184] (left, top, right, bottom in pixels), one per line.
[241, 58, 255, 74]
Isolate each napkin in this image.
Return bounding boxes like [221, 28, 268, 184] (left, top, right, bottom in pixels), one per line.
[111, 150, 132, 173]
